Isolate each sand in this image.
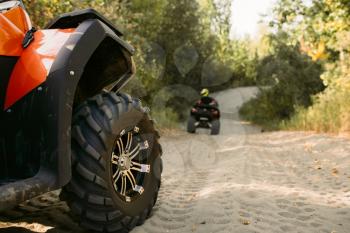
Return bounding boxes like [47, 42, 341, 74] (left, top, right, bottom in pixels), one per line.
[1, 87, 350, 233]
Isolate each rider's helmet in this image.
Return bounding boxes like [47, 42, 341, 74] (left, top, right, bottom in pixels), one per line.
[200, 88, 209, 97]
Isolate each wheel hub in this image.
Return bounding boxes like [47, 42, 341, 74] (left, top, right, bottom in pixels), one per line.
[111, 126, 151, 202]
[118, 154, 131, 171]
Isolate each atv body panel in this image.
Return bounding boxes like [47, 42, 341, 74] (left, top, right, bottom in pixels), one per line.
[0, 6, 136, 211]
[191, 107, 219, 127]
[191, 106, 220, 128]
[0, 4, 31, 56]
[188, 96, 221, 134]
[4, 28, 75, 109]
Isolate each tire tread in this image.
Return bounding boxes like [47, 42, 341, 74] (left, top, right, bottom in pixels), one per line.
[61, 92, 162, 233]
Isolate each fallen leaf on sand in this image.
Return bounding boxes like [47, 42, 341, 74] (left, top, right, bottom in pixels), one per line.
[191, 224, 197, 232]
[313, 159, 322, 170]
[304, 143, 314, 152]
[240, 219, 250, 225]
[187, 193, 199, 202]
[332, 168, 339, 176]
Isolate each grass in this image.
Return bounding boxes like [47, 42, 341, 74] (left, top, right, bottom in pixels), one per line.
[150, 107, 180, 129]
[240, 84, 350, 134]
[283, 88, 350, 133]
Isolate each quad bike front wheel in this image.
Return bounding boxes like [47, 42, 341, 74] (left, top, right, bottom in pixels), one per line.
[187, 116, 196, 133]
[211, 119, 220, 135]
[60, 92, 162, 233]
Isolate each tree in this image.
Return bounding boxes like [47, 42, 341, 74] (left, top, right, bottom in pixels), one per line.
[24, 0, 106, 27]
[253, 0, 350, 132]
[240, 34, 324, 127]
[24, 0, 260, 125]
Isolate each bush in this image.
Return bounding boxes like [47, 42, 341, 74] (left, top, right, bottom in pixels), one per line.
[239, 43, 325, 128]
[150, 108, 179, 129]
[284, 60, 350, 133]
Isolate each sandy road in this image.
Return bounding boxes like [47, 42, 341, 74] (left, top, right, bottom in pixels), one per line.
[1, 87, 350, 233]
[132, 87, 350, 233]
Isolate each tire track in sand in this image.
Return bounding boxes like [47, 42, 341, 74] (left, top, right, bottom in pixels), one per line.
[1, 87, 349, 233]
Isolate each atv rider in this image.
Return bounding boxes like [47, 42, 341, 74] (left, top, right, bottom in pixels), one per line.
[195, 88, 218, 109]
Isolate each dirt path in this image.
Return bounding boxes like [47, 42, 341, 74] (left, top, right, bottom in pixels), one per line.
[1, 87, 350, 233]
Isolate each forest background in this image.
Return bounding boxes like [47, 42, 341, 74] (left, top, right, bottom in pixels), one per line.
[25, 0, 350, 133]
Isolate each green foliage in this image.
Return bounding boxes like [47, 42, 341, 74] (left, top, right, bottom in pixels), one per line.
[240, 0, 350, 133]
[155, 0, 214, 88]
[150, 108, 179, 128]
[268, 0, 350, 133]
[224, 39, 258, 86]
[24, 0, 106, 27]
[284, 89, 350, 132]
[123, 0, 258, 121]
[284, 50, 350, 133]
[24, 0, 259, 127]
[240, 38, 324, 128]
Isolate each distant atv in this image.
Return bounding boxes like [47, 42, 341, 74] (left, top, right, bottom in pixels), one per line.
[187, 97, 221, 135]
[0, 1, 162, 232]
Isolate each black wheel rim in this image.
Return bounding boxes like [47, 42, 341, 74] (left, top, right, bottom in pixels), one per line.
[111, 126, 150, 203]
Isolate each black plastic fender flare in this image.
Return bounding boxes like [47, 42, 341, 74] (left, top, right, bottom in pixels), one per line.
[46, 18, 135, 186]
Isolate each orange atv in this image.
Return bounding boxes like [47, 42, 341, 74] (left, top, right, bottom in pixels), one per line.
[0, 1, 162, 232]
